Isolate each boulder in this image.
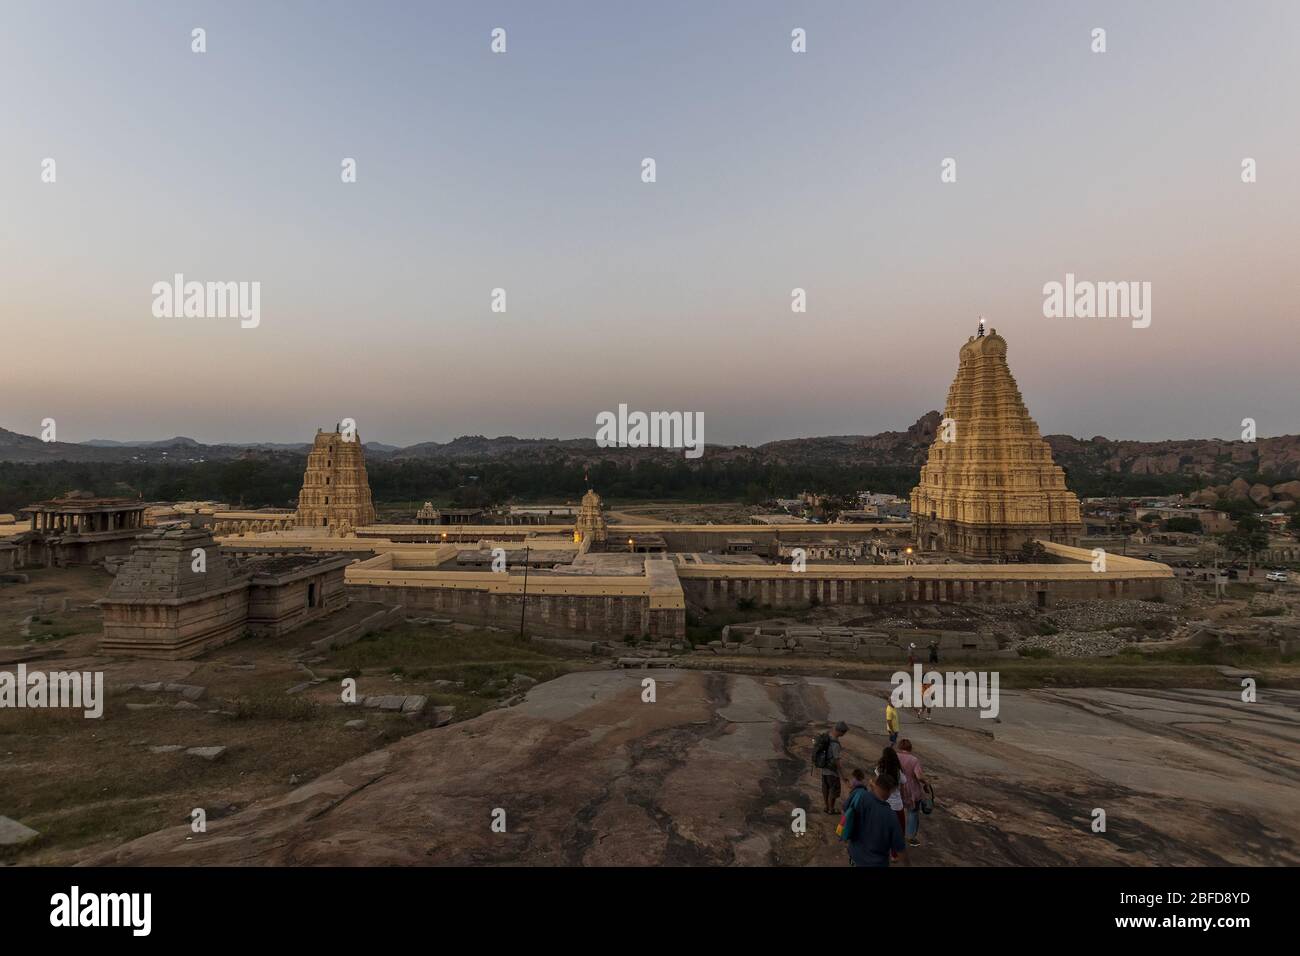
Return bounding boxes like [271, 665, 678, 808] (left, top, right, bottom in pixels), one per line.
[1271, 480, 1300, 503]
[164, 683, 206, 701]
[364, 695, 407, 712]
[185, 746, 227, 761]
[400, 695, 428, 716]
[0, 816, 39, 846]
[1248, 483, 1273, 506]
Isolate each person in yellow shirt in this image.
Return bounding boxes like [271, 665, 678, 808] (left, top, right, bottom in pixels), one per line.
[885, 701, 900, 747]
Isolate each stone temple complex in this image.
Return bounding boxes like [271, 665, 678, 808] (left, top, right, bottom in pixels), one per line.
[296, 426, 378, 531]
[910, 325, 1083, 558]
[98, 527, 350, 659]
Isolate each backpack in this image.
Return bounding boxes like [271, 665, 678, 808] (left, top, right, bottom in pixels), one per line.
[836, 787, 866, 841]
[812, 732, 832, 770]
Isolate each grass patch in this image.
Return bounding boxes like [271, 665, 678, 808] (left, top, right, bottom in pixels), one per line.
[326, 624, 575, 691]
[231, 694, 320, 722]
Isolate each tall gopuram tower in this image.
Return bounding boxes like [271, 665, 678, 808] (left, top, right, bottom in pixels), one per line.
[573, 486, 608, 546]
[295, 426, 378, 530]
[910, 324, 1082, 558]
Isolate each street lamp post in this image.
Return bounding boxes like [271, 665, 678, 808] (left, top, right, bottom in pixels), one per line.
[518, 544, 531, 641]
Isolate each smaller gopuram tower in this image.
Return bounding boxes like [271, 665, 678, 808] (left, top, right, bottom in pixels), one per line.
[573, 486, 608, 546]
[296, 425, 378, 530]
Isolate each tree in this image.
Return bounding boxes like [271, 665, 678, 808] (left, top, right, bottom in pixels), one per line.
[1221, 529, 1268, 559]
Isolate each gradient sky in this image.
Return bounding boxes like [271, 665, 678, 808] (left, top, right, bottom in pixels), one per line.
[3, 1, 1297, 447]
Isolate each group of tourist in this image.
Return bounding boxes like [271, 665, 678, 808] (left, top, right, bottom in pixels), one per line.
[813, 706, 932, 867]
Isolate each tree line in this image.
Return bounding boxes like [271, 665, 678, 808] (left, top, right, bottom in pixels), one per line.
[0, 454, 1206, 516]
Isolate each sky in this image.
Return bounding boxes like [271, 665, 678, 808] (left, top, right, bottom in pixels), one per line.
[2, 0, 1297, 447]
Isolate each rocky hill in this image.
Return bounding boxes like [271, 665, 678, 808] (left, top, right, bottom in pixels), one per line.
[3, 418, 1298, 493]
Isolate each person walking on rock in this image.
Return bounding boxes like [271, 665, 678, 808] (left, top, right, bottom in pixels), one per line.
[885, 700, 900, 747]
[841, 769, 908, 867]
[813, 720, 850, 814]
[876, 746, 907, 861]
[897, 738, 929, 848]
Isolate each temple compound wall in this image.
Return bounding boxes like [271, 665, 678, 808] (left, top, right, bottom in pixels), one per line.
[345, 552, 686, 640]
[679, 544, 1174, 610]
[338, 542, 1171, 639]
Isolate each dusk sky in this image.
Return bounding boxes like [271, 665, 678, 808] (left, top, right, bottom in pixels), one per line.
[3, 1, 1297, 447]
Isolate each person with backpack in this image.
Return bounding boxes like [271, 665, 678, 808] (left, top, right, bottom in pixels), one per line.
[813, 720, 850, 814]
[838, 768, 908, 867]
[835, 768, 870, 840]
[897, 738, 929, 848]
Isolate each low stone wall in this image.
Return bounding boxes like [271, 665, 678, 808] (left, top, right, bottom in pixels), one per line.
[308, 604, 406, 653]
[345, 583, 683, 640]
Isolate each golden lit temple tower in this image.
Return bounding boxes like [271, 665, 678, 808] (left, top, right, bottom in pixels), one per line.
[573, 487, 608, 546]
[910, 324, 1082, 558]
[295, 426, 378, 530]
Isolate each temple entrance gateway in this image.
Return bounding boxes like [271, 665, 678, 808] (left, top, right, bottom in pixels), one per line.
[910, 325, 1083, 559]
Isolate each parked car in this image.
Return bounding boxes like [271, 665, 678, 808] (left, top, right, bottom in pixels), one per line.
[1266, 570, 1288, 583]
